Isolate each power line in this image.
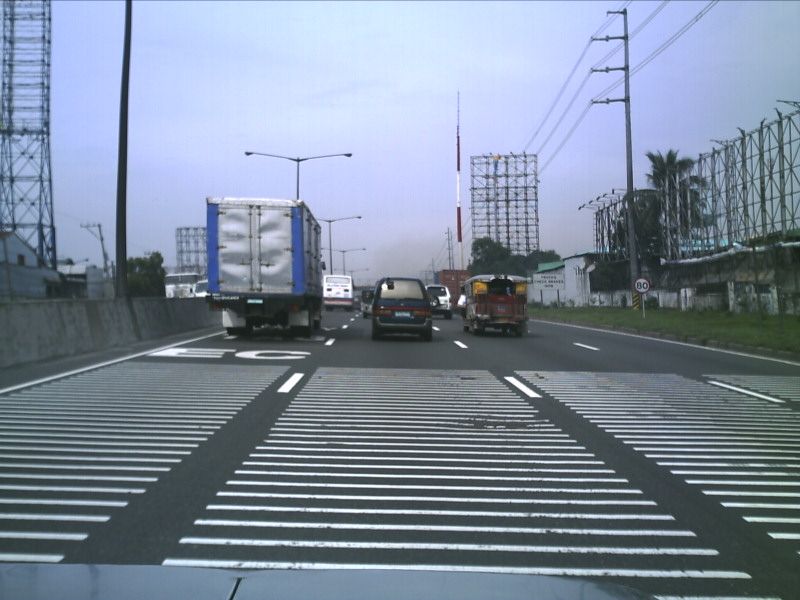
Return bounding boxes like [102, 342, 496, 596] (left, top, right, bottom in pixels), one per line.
[532, 0, 667, 156]
[593, 0, 718, 101]
[590, 0, 669, 69]
[542, 0, 718, 173]
[522, 1, 630, 151]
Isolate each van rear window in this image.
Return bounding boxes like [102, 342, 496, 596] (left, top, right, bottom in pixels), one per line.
[380, 280, 424, 300]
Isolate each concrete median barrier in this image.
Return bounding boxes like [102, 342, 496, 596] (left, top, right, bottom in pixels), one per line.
[0, 297, 218, 369]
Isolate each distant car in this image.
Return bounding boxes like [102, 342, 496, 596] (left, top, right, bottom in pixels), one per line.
[425, 284, 452, 319]
[371, 277, 433, 341]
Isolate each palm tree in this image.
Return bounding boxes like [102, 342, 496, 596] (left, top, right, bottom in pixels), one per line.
[645, 150, 707, 259]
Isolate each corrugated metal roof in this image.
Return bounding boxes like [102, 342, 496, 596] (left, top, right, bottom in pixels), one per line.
[535, 261, 564, 273]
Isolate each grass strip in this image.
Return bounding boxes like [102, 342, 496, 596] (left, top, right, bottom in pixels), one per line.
[531, 307, 800, 355]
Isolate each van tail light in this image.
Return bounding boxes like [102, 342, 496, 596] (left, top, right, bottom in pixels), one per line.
[413, 309, 431, 317]
[375, 308, 392, 317]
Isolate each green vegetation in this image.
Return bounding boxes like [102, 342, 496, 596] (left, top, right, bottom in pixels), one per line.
[127, 252, 166, 297]
[532, 306, 800, 355]
[469, 238, 561, 276]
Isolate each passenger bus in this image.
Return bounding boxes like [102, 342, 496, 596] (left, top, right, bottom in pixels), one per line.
[323, 274, 355, 311]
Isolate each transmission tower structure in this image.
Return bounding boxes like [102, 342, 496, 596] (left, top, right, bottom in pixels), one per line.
[175, 226, 207, 276]
[0, 0, 55, 269]
[470, 153, 539, 255]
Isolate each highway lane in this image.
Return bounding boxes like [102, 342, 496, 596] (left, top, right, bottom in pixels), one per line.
[0, 309, 798, 599]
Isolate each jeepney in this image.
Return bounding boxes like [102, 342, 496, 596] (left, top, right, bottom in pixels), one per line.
[462, 274, 528, 336]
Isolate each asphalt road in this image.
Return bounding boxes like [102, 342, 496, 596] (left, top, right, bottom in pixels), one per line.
[1, 309, 799, 600]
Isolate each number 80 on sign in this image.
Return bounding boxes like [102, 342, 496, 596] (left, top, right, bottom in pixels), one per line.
[634, 278, 651, 294]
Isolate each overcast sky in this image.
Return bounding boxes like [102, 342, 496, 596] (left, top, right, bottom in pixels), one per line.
[51, 0, 800, 283]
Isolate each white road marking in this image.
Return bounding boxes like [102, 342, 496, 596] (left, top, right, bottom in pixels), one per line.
[277, 373, 305, 394]
[0, 498, 127, 507]
[324, 339, 335, 346]
[433, 326, 440, 331]
[0, 484, 145, 494]
[532, 318, 800, 366]
[350, 318, 355, 322]
[706, 381, 784, 404]
[0, 330, 224, 395]
[161, 560, 749, 579]
[0, 512, 109, 522]
[0, 553, 63, 563]
[226, 480, 638, 493]
[194, 519, 694, 537]
[769, 532, 800, 539]
[0, 531, 87, 541]
[573, 343, 600, 351]
[504, 377, 541, 398]
[454, 341, 468, 349]
[217, 491, 646, 503]
[178, 537, 716, 555]
[341, 324, 349, 330]
[722, 502, 800, 509]
[233, 470, 625, 483]
[207, 504, 667, 517]
[744, 516, 800, 524]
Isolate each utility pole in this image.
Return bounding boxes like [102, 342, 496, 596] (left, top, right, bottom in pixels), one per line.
[81, 223, 111, 278]
[115, 0, 132, 298]
[431, 259, 437, 284]
[591, 8, 638, 298]
[446, 228, 454, 270]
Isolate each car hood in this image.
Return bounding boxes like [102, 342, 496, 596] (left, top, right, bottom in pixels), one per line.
[0, 564, 655, 600]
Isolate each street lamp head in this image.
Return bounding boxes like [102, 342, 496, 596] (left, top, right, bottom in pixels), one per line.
[244, 151, 253, 156]
[344, 153, 353, 158]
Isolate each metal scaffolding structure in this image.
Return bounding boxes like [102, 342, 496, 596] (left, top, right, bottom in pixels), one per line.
[588, 110, 800, 262]
[470, 153, 539, 255]
[0, 0, 54, 269]
[175, 226, 207, 276]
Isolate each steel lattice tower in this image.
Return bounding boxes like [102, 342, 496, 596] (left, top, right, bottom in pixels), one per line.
[470, 153, 539, 255]
[0, 0, 55, 269]
[176, 226, 207, 276]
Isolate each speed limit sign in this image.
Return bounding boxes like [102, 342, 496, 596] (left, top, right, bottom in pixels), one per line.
[634, 278, 651, 294]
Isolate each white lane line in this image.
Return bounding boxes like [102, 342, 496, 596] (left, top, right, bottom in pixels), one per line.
[744, 516, 800, 524]
[218, 491, 653, 505]
[722, 502, 800, 509]
[324, 339, 335, 346]
[0, 553, 63, 563]
[532, 318, 800, 367]
[194, 519, 695, 537]
[0, 484, 145, 494]
[161, 560, 749, 579]
[178, 537, 717, 556]
[504, 376, 542, 398]
[341, 325, 349, 330]
[454, 341, 468, 349]
[573, 343, 600, 351]
[0, 498, 127, 507]
[0, 531, 87, 541]
[226, 481, 637, 493]
[277, 373, 305, 394]
[769, 532, 800, 539]
[207, 504, 668, 517]
[707, 381, 784, 404]
[433, 326, 441, 331]
[234, 471, 626, 483]
[0, 330, 224, 395]
[349, 318, 355, 322]
[0, 512, 109, 522]
[223, 335, 237, 340]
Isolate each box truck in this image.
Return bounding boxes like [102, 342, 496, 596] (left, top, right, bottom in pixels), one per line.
[206, 197, 323, 336]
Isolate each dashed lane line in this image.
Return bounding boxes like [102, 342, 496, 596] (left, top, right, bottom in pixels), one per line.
[325, 339, 335, 346]
[454, 341, 468, 349]
[573, 343, 600, 351]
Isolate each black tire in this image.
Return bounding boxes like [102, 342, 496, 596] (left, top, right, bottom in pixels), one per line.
[515, 324, 525, 337]
[462, 324, 469, 333]
[421, 327, 433, 342]
[225, 327, 239, 336]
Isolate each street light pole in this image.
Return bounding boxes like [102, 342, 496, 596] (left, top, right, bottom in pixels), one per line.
[319, 216, 361, 273]
[244, 151, 352, 200]
[335, 247, 366, 274]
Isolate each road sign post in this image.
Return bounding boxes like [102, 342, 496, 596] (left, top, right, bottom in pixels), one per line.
[634, 278, 650, 319]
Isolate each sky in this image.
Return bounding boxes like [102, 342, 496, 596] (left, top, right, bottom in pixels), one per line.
[50, 0, 800, 285]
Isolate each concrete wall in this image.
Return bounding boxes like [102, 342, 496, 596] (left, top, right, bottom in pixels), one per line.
[0, 297, 219, 369]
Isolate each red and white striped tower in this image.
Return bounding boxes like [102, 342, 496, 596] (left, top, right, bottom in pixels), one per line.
[456, 92, 464, 270]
